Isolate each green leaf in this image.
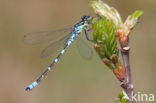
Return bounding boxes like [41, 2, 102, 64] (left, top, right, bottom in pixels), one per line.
[90, 0, 122, 29]
[129, 10, 143, 20]
[90, 1, 143, 70]
[125, 10, 143, 29]
[92, 17, 118, 61]
[117, 91, 129, 103]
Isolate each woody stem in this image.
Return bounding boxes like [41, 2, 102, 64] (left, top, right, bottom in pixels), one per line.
[121, 40, 135, 103]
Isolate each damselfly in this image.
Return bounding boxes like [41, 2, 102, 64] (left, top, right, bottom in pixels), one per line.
[24, 16, 93, 91]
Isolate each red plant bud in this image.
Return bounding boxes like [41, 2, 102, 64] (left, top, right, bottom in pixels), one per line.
[103, 58, 111, 67]
[113, 64, 126, 80]
[118, 64, 126, 80]
[113, 69, 119, 75]
[112, 54, 118, 64]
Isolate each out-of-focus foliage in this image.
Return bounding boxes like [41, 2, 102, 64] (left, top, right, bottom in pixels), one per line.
[117, 91, 129, 103]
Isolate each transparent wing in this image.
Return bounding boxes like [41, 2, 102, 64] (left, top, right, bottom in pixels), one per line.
[40, 32, 72, 58]
[76, 37, 93, 60]
[23, 28, 71, 45]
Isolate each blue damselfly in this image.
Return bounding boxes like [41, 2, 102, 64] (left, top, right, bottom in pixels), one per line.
[24, 16, 93, 91]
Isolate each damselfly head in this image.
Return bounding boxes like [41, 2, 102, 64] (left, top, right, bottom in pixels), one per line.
[81, 16, 91, 22]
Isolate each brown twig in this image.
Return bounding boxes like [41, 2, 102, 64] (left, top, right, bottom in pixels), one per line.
[118, 24, 135, 103]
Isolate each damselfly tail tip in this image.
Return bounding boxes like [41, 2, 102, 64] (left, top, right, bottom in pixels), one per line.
[25, 81, 38, 92]
[25, 87, 31, 92]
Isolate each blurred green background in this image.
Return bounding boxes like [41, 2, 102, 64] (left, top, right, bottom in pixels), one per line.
[0, 0, 155, 103]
